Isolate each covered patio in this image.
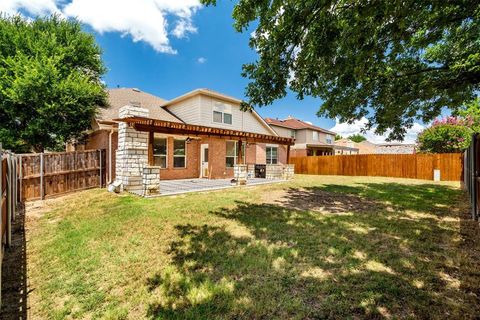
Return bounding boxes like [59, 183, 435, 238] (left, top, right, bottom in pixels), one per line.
[113, 105, 295, 196]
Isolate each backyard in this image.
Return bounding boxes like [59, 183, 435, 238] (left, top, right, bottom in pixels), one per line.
[3, 175, 480, 319]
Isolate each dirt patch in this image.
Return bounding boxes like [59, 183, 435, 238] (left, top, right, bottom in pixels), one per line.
[262, 187, 383, 214]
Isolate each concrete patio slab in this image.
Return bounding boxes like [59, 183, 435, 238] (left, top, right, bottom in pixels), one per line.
[156, 178, 285, 196]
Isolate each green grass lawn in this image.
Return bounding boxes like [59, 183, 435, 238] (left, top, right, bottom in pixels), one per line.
[26, 175, 480, 319]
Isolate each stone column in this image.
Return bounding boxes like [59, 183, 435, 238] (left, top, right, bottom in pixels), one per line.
[143, 166, 161, 196]
[115, 105, 149, 193]
[234, 164, 248, 185]
[283, 164, 295, 180]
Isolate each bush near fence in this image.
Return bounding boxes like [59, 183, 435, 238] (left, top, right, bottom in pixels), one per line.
[290, 153, 463, 181]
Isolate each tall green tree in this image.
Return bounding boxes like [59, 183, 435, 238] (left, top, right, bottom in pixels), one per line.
[0, 15, 106, 152]
[348, 134, 367, 143]
[202, 0, 480, 140]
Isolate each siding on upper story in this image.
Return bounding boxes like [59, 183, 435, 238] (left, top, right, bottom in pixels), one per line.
[270, 125, 294, 138]
[165, 95, 201, 124]
[165, 93, 273, 135]
[271, 125, 334, 145]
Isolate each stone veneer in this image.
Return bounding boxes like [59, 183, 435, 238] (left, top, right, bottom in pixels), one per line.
[266, 164, 295, 180]
[233, 164, 248, 185]
[115, 105, 152, 193]
[283, 164, 295, 180]
[143, 166, 161, 196]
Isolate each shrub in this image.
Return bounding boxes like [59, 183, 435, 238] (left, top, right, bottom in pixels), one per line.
[417, 117, 473, 153]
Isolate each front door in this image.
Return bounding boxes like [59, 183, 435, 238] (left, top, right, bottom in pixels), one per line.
[200, 144, 209, 178]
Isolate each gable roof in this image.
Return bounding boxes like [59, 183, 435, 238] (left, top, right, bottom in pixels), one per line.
[162, 88, 278, 136]
[98, 88, 182, 123]
[265, 116, 336, 135]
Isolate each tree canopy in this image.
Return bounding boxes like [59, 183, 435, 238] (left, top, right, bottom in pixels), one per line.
[202, 0, 480, 141]
[0, 15, 106, 152]
[348, 134, 367, 143]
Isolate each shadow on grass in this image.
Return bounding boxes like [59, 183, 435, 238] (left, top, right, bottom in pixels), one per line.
[147, 182, 480, 319]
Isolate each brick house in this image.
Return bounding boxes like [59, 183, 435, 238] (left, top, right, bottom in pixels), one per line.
[73, 88, 294, 190]
[265, 116, 358, 156]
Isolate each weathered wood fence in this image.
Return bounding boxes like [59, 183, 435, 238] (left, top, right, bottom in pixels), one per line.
[1, 145, 21, 308]
[18, 150, 106, 201]
[290, 153, 463, 181]
[463, 134, 479, 220]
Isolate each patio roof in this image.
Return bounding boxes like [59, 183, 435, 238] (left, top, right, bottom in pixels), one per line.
[114, 116, 296, 145]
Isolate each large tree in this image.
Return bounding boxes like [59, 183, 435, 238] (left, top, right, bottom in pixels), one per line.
[0, 15, 106, 152]
[202, 0, 480, 140]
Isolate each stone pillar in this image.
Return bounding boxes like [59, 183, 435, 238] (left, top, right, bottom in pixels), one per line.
[115, 105, 149, 193]
[266, 164, 283, 180]
[283, 164, 295, 180]
[234, 164, 248, 185]
[247, 164, 255, 179]
[143, 166, 161, 196]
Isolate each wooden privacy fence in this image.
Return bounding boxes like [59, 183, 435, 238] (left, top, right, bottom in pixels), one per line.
[1, 145, 21, 308]
[463, 134, 479, 221]
[19, 149, 106, 201]
[290, 153, 463, 181]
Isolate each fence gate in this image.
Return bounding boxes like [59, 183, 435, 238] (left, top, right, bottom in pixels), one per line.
[463, 133, 480, 221]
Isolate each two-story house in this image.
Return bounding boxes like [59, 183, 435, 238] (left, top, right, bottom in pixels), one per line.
[74, 88, 293, 184]
[265, 116, 358, 156]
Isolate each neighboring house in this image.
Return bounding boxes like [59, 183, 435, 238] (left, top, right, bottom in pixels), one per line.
[265, 116, 358, 156]
[335, 138, 376, 154]
[375, 143, 416, 154]
[335, 138, 416, 154]
[71, 88, 293, 183]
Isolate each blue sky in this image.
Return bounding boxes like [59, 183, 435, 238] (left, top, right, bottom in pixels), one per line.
[2, 0, 428, 142]
[94, 2, 333, 128]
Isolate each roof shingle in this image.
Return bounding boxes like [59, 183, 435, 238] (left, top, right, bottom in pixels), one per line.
[98, 88, 182, 123]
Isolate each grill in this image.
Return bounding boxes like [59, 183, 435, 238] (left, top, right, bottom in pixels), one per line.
[254, 164, 266, 178]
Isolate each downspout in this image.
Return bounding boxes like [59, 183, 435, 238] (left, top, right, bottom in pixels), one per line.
[108, 129, 114, 184]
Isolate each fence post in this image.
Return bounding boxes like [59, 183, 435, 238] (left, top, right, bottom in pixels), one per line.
[99, 149, 103, 188]
[19, 155, 22, 204]
[40, 152, 44, 200]
[6, 154, 12, 247]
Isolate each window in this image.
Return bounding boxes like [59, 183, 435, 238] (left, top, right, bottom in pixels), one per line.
[212, 110, 233, 124]
[326, 134, 333, 144]
[223, 113, 232, 124]
[312, 131, 319, 141]
[225, 141, 245, 167]
[290, 130, 296, 139]
[266, 146, 278, 164]
[153, 137, 167, 168]
[173, 139, 186, 168]
[213, 111, 223, 123]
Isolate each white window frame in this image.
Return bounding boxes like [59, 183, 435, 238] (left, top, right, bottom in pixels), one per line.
[173, 139, 187, 168]
[290, 130, 296, 139]
[266, 146, 279, 164]
[226, 140, 245, 168]
[312, 131, 319, 141]
[212, 102, 233, 125]
[153, 136, 168, 168]
[326, 134, 333, 144]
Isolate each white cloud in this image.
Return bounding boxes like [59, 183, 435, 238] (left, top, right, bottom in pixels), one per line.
[0, 0, 59, 16]
[330, 117, 425, 144]
[197, 56, 206, 64]
[1, 0, 202, 54]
